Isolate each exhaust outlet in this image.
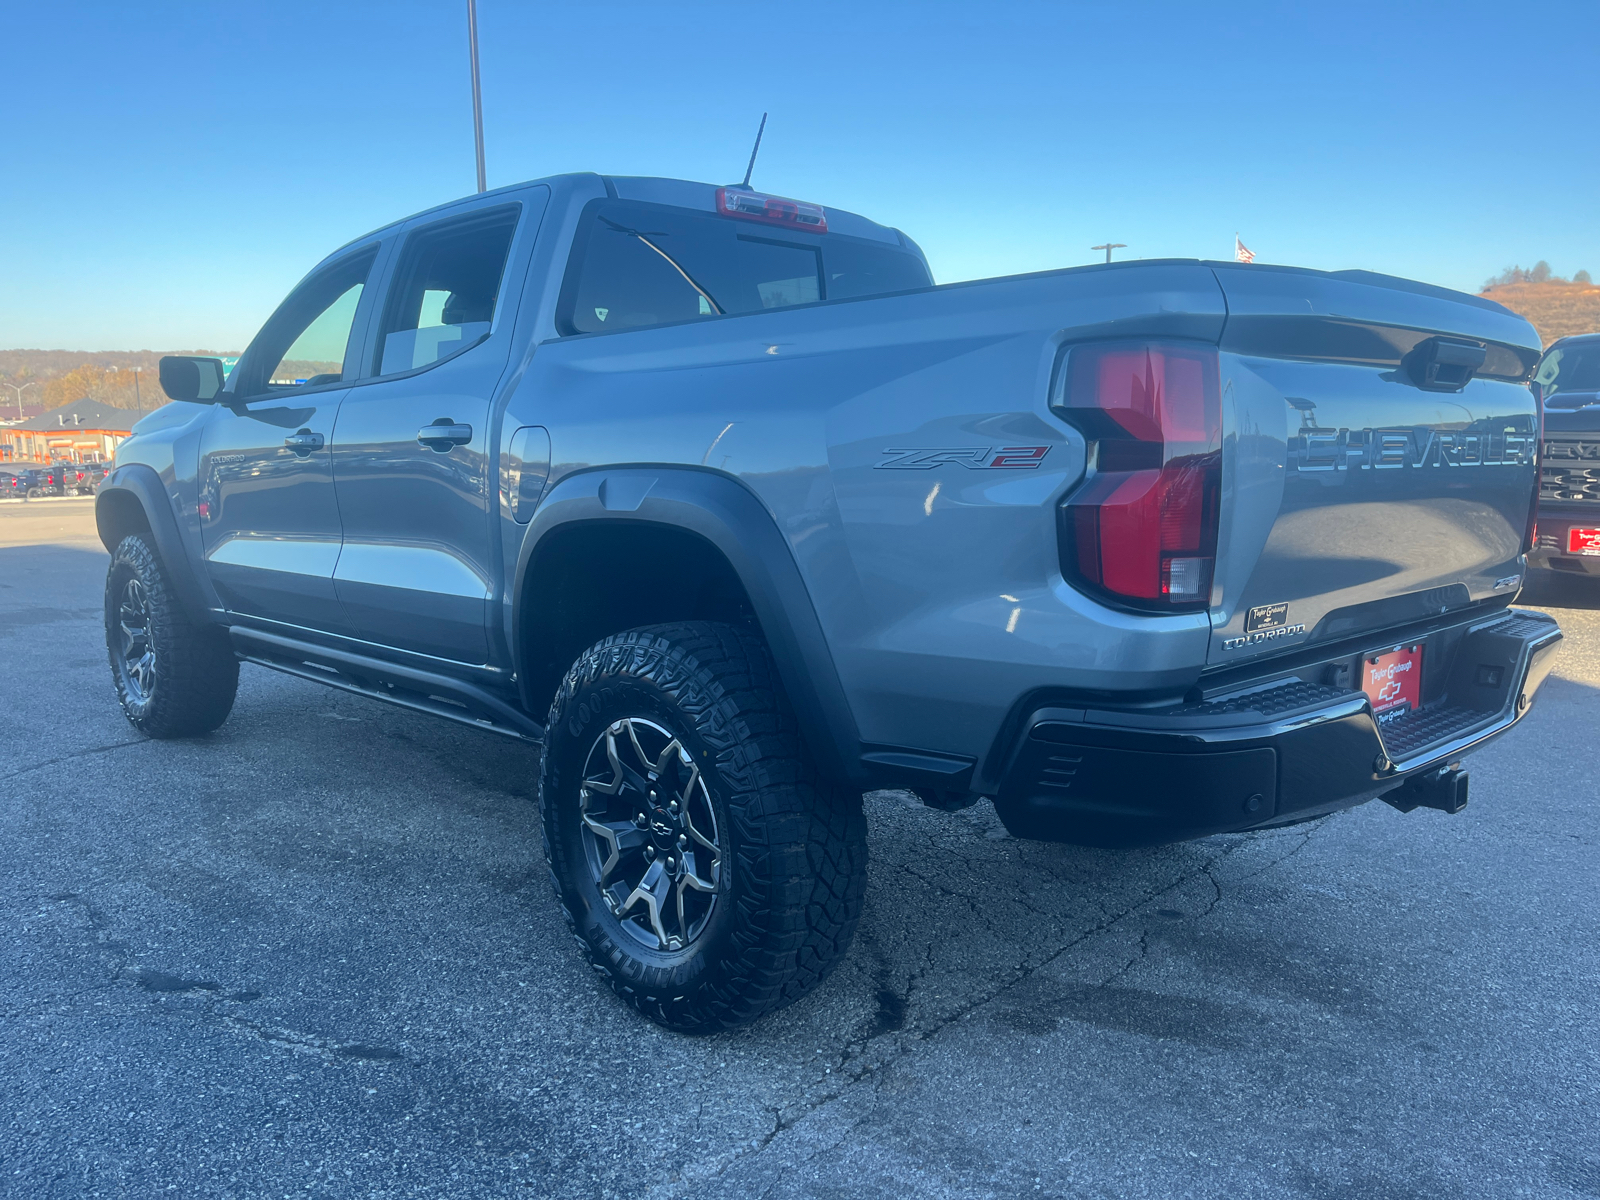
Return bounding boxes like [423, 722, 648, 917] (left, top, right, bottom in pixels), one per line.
[1383, 766, 1469, 815]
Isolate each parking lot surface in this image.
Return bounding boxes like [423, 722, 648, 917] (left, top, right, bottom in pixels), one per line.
[2, 498, 1597, 1199]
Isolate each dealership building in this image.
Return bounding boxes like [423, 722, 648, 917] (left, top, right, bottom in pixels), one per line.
[0, 399, 136, 464]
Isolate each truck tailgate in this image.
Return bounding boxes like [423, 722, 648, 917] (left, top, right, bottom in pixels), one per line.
[1207, 264, 1542, 667]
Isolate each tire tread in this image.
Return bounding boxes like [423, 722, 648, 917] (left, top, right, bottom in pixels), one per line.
[106, 534, 238, 738]
[539, 621, 867, 1031]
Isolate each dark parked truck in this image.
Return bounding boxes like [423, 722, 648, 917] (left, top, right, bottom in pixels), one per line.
[98, 174, 1562, 1030]
[1531, 333, 1600, 579]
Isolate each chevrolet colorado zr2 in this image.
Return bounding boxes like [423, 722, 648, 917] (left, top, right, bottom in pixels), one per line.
[98, 173, 1562, 1030]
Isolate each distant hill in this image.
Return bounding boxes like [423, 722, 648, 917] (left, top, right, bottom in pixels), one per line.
[0, 349, 240, 419]
[1479, 280, 1600, 347]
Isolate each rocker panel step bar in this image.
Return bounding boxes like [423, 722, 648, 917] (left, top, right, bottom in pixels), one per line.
[229, 625, 544, 744]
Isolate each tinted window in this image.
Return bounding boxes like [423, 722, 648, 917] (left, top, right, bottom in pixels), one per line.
[236, 247, 378, 398]
[275, 284, 363, 384]
[1537, 340, 1600, 403]
[559, 200, 930, 336]
[375, 205, 520, 376]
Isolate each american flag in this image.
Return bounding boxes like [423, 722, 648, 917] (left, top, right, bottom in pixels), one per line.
[1235, 236, 1256, 264]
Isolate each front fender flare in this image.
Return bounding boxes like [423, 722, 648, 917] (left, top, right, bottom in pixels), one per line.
[510, 466, 865, 788]
[96, 464, 214, 624]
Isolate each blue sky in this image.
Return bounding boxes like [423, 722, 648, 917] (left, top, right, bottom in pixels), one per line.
[3, 0, 1596, 351]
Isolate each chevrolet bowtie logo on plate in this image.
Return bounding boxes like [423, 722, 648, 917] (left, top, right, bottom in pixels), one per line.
[876, 446, 1051, 470]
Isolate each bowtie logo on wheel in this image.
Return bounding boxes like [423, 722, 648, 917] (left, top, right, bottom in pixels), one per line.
[876, 446, 1052, 470]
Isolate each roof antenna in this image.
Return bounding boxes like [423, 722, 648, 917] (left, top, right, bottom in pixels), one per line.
[738, 112, 768, 190]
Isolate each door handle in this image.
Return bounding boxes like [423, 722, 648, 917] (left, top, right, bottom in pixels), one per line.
[417, 420, 473, 452]
[284, 429, 323, 455]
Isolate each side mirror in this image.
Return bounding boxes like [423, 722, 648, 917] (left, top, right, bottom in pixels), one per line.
[158, 356, 227, 403]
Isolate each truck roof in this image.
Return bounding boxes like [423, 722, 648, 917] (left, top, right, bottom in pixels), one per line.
[329, 172, 912, 258]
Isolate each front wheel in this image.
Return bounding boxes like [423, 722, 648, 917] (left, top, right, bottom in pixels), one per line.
[105, 533, 239, 738]
[539, 622, 867, 1032]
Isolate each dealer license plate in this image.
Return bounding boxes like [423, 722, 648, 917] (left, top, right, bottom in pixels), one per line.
[1363, 645, 1423, 720]
[1569, 528, 1600, 556]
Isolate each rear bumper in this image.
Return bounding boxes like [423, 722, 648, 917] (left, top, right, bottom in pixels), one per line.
[993, 609, 1562, 847]
[1530, 507, 1600, 576]
[1530, 551, 1600, 577]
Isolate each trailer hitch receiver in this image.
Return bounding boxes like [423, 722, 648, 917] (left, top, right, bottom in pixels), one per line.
[1383, 764, 1469, 815]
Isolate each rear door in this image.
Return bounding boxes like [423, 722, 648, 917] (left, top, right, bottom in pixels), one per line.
[198, 244, 382, 633]
[328, 188, 547, 663]
[1208, 265, 1541, 665]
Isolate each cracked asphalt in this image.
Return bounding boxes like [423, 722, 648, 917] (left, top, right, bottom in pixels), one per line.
[2, 498, 1598, 1199]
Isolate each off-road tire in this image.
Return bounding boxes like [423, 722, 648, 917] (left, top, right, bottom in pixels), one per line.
[105, 533, 239, 738]
[540, 621, 867, 1032]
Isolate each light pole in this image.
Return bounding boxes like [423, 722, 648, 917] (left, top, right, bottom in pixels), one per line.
[467, 0, 487, 193]
[1092, 243, 1126, 264]
[2, 380, 36, 421]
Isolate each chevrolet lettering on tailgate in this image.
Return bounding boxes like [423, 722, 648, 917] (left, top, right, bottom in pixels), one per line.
[1293, 426, 1535, 473]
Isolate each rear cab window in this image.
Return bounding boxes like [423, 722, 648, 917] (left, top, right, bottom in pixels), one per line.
[557, 198, 930, 336]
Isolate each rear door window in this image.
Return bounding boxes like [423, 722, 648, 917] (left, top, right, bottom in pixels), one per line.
[374, 205, 521, 376]
[558, 200, 930, 335]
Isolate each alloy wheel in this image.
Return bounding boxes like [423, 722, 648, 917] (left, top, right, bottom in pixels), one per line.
[578, 717, 721, 952]
[117, 577, 156, 703]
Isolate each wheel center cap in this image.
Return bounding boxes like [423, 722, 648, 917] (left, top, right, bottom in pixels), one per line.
[647, 796, 676, 843]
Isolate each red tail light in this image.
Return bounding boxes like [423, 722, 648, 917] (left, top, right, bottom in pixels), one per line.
[1055, 341, 1221, 610]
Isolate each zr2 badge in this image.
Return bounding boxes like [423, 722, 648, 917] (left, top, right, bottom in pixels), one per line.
[876, 446, 1051, 470]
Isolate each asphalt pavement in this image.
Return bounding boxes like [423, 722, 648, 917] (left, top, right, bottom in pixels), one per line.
[2, 498, 1596, 1199]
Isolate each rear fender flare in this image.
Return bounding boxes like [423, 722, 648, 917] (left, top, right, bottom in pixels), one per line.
[509, 466, 865, 787]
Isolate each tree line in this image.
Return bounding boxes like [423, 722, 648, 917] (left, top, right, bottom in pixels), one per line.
[0, 349, 238, 418]
[1482, 262, 1593, 290]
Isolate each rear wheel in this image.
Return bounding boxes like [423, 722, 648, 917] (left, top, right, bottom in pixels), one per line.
[539, 622, 867, 1032]
[105, 533, 239, 738]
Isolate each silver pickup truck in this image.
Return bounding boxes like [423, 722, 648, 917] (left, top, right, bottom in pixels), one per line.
[99, 173, 1562, 1030]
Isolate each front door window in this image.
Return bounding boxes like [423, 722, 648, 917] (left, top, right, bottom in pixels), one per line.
[235, 248, 377, 398]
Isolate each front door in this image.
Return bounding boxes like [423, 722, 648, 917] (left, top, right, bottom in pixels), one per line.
[329, 201, 530, 663]
[199, 245, 381, 633]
